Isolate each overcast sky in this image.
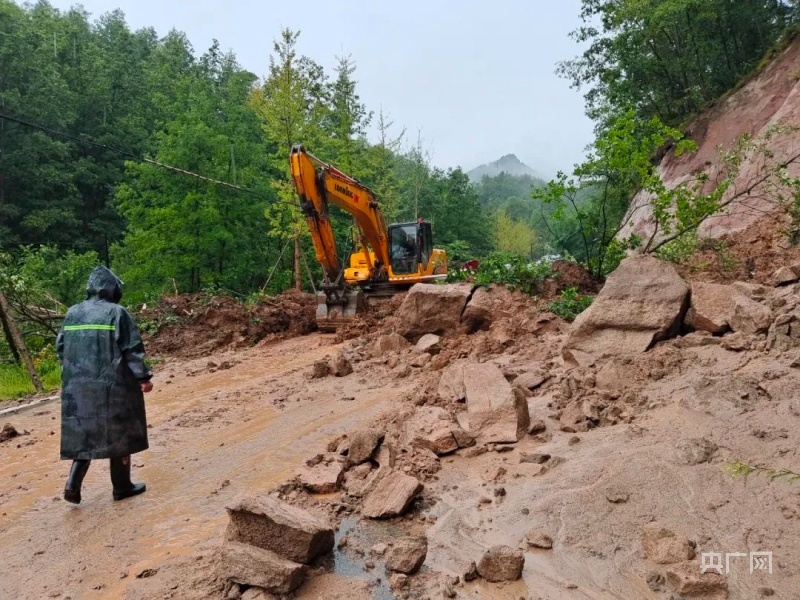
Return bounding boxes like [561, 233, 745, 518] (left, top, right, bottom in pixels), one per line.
[49, 0, 595, 179]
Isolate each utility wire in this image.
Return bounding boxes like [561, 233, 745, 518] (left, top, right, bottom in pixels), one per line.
[0, 112, 291, 204]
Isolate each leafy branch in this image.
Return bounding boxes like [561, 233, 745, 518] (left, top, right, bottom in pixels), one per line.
[725, 461, 800, 484]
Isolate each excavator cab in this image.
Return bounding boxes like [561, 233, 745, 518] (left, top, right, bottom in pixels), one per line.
[388, 221, 434, 275]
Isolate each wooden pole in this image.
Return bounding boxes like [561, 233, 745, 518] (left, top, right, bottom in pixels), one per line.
[0, 291, 44, 393]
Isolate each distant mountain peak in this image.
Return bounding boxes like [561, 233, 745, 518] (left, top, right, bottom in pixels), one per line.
[467, 154, 542, 182]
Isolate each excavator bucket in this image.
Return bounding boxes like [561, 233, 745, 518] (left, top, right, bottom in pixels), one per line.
[315, 289, 367, 333]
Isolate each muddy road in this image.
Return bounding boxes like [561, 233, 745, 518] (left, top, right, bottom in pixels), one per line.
[0, 334, 405, 599]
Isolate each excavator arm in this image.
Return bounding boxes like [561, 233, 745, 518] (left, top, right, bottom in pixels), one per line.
[290, 144, 391, 284]
[290, 144, 393, 331]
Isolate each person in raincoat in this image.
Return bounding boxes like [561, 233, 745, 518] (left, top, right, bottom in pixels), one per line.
[57, 265, 153, 504]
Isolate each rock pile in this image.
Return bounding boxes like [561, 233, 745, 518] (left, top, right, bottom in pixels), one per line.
[219, 495, 335, 595]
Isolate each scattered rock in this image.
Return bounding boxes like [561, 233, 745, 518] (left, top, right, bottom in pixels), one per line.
[220, 541, 306, 594]
[525, 530, 553, 549]
[0, 423, 19, 443]
[642, 523, 695, 564]
[568, 436, 581, 446]
[559, 400, 590, 432]
[136, 568, 159, 578]
[372, 333, 409, 358]
[605, 487, 630, 504]
[416, 334, 442, 355]
[388, 573, 409, 590]
[240, 588, 274, 600]
[296, 458, 343, 494]
[477, 545, 525, 582]
[331, 352, 354, 377]
[346, 430, 384, 467]
[385, 536, 427, 574]
[514, 369, 549, 391]
[721, 332, 750, 352]
[451, 426, 476, 449]
[395, 283, 474, 340]
[770, 265, 800, 286]
[437, 361, 467, 403]
[562, 256, 690, 367]
[646, 571, 666, 592]
[458, 362, 530, 443]
[463, 561, 479, 582]
[362, 471, 423, 518]
[730, 294, 772, 335]
[370, 543, 388, 557]
[406, 408, 459, 456]
[224, 495, 334, 564]
[309, 360, 331, 379]
[675, 438, 717, 466]
[527, 419, 547, 435]
[410, 353, 431, 368]
[519, 452, 550, 464]
[665, 561, 727, 596]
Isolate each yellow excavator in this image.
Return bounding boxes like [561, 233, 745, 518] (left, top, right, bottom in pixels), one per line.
[289, 144, 448, 332]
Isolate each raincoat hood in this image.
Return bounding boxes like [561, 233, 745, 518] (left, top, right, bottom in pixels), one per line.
[86, 266, 123, 303]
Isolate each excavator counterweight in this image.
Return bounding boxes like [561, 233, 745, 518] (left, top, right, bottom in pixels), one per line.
[289, 144, 448, 332]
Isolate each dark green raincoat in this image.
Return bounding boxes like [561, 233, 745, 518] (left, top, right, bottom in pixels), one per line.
[57, 266, 152, 460]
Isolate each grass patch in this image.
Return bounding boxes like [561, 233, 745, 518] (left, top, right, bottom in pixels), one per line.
[0, 360, 61, 401]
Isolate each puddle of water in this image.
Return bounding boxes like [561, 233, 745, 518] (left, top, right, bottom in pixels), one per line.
[326, 516, 401, 600]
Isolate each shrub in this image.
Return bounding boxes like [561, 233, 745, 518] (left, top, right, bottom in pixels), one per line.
[549, 287, 594, 321]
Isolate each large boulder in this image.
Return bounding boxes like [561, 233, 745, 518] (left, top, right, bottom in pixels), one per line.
[686, 282, 735, 334]
[219, 541, 307, 594]
[562, 256, 690, 367]
[224, 495, 334, 564]
[457, 362, 530, 443]
[460, 285, 514, 332]
[362, 471, 423, 518]
[729, 294, 772, 335]
[395, 283, 473, 340]
[404, 407, 460, 456]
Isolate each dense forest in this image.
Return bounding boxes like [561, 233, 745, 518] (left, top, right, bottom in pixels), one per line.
[2, 0, 800, 394]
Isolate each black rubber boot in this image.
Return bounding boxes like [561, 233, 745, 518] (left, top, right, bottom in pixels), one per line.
[64, 459, 91, 504]
[110, 456, 146, 501]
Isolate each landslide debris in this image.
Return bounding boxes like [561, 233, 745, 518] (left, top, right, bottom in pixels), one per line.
[139, 289, 316, 358]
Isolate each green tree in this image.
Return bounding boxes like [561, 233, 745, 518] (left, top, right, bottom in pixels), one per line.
[495, 209, 535, 257]
[250, 28, 329, 289]
[560, 0, 798, 128]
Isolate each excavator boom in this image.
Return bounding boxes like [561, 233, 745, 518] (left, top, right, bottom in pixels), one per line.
[289, 144, 447, 332]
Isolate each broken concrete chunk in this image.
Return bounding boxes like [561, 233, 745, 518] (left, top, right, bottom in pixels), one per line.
[395, 283, 473, 340]
[562, 256, 690, 367]
[219, 541, 307, 594]
[477, 545, 525, 582]
[224, 495, 334, 564]
[362, 471, 423, 518]
[415, 334, 442, 355]
[385, 536, 427, 574]
[346, 430, 384, 467]
[642, 523, 695, 564]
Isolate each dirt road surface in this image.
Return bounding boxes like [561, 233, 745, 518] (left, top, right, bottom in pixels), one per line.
[0, 334, 406, 600]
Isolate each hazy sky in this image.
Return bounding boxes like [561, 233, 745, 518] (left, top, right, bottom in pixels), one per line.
[49, 0, 595, 179]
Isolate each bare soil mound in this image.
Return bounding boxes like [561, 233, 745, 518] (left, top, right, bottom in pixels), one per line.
[140, 289, 317, 358]
[678, 214, 800, 284]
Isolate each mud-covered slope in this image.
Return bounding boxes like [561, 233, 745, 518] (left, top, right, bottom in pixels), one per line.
[623, 32, 800, 244]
